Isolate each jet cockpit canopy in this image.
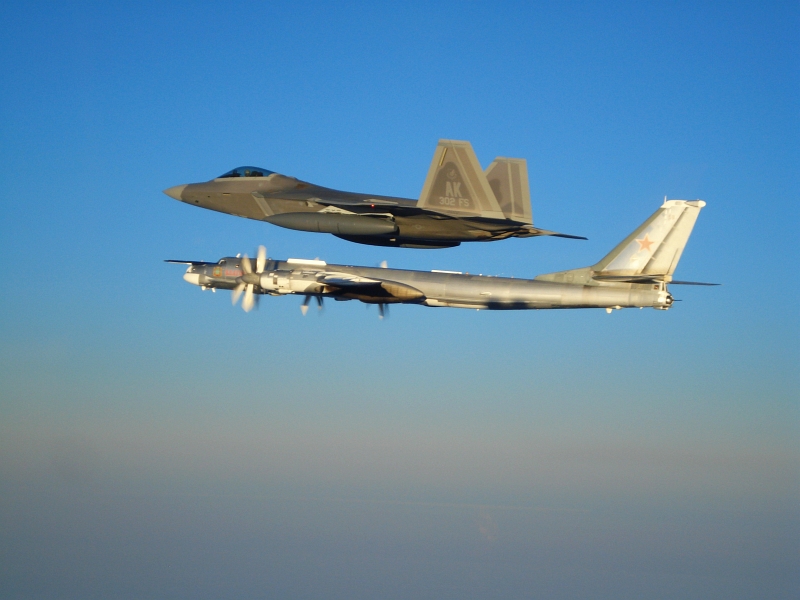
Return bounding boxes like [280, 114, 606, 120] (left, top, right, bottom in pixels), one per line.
[218, 166, 274, 178]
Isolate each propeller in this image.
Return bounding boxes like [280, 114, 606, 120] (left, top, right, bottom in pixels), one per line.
[376, 262, 388, 318]
[366, 302, 390, 319]
[232, 245, 267, 312]
[301, 294, 324, 316]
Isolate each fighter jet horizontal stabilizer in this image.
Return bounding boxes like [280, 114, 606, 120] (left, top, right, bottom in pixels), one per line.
[530, 228, 588, 240]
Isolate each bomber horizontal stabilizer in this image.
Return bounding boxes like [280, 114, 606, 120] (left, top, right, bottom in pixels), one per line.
[593, 274, 666, 284]
[592, 274, 718, 285]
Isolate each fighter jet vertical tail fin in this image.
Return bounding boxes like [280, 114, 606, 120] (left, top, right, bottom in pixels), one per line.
[592, 199, 706, 277]
[418, 140, 506, 220]
[485, 158, 533, 224]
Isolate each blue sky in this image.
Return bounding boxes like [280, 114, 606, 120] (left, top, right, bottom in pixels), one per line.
[0, 2, 797, 598]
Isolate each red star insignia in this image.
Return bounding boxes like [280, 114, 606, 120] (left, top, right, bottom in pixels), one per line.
[636, 234, 654, 252]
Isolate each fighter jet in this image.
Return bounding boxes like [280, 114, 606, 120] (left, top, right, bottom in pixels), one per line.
[168, 199, 716, 315]
[163, 140, 585, 249]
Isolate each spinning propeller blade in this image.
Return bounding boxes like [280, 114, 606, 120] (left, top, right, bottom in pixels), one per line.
[242, 284, 256, 312]
[256, 245, 267, 274]
[233, 246, 267, 312]
[300, 294, 324, 316]
[232, 282, 245, 305]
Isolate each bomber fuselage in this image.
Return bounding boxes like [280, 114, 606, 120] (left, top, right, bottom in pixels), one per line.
[179, 256, 672, 311]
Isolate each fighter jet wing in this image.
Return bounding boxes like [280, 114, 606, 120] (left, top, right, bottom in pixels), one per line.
[313, 196, 402, 207]
[263, 183, 407, 207]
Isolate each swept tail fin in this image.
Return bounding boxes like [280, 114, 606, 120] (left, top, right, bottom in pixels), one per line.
[485, 157, 532, 224]
[536, 199, 708, 285]
[484, 153, 585, 238]
[593, 199, 705, 279]
[418, 140, 505, 219]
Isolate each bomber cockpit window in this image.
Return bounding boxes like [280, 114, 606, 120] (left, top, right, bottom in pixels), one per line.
[218, 166, 274, 178]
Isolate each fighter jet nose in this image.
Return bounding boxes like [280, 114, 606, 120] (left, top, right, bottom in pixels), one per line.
[163, 184, 187, 200]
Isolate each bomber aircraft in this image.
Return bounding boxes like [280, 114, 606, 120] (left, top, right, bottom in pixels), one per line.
[168, 199, 716, 316]
[163, 140, 585, 249]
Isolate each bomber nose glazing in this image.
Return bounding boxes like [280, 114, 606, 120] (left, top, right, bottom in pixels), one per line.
[183, 265, 205, 286]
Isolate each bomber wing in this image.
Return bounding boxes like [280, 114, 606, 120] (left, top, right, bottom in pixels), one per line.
[164, 260, 218, 266]
[318, 273, 425, 301]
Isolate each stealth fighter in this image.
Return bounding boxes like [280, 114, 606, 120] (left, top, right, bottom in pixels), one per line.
[164, 140, 584, 249]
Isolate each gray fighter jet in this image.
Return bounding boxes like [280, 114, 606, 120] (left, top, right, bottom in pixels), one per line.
[168, 200, 715, 315]
[164, 140, 584, 249]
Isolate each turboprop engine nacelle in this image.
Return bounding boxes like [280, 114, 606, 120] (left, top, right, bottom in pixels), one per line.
[259, 270, 321, 295]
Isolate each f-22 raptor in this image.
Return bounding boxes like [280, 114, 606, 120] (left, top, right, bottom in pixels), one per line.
[169, 200, 716, 315]
[164, 140, 584, 249]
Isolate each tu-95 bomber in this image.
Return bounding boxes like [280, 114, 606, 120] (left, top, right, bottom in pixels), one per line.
[164, 140, 585, 249]
[168, 200, 716, 316]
